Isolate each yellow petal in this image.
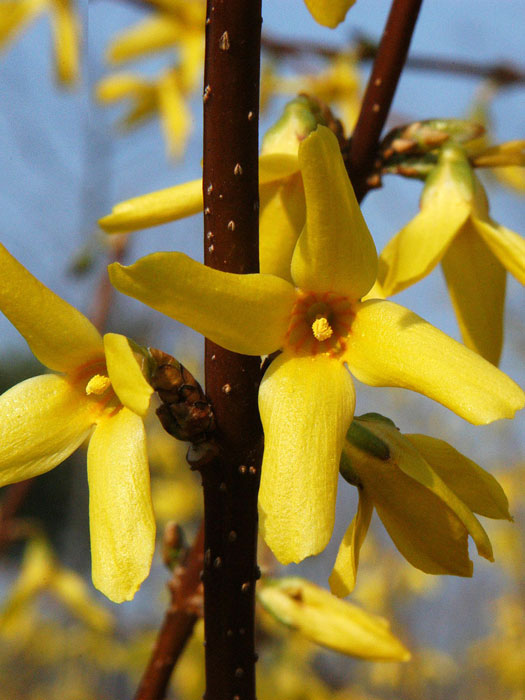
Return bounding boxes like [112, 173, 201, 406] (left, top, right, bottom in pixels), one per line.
[0, 243, 103, 372]
[329, 489, 373, 597]
[368, 421, 494, 563]
[88, 408, 155, 603]
[106, 15, 180, 64]
[259, 173, 306, 282]
[158, 70, 191, 157]
[405, 434, 512, 520]
[50, 0, 80, 85]
[345, 299, 525, 425]
[344, 437, 475, 576]
[0, 0, 45, 47]
[109, 252, 296, 356]
[441, 223, 506, 365]
[292, 126, 377, 299]
[258, 578, 410, 661]
[0, 374, 95, 487]
[303, 0, 355, 28]
[258, 353, 355, 564]
[378, 203, 470, 297]
[474, 219, 525, 285]
[259, 153, 301, 184]
[103, 334, 153, 417]
[98, 179, 203, 234]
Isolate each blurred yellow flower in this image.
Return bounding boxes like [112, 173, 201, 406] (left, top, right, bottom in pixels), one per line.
[0, 244, 155, 602]
[379, 143, 525, 365]
[0, 538, 114, 633]
[258, 577, 410, 661]
[0, 0, 80, 84]
[109, 126, 523, 566]
[98, 1, 204, 157]
[330, 413, 512, 597]
[303, 0, 356, 28]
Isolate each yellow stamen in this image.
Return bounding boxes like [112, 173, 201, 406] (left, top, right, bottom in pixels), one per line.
[85, 374, 112, 396]
[311, 316, 333, 342]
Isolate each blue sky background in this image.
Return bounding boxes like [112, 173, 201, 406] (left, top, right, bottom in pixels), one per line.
[0, 0, 524, 658]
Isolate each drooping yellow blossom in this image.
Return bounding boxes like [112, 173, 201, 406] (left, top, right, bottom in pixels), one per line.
[0, 244, 155, 602]
[303, 0, 356, 28]
[274, 54, 362, 134]
[0, 0, 80, 85]
[97, 1, 204, 157]
[330, 413, 512, 597]
[109, 126, 524, 565]
[99, 96, 324, 282]
[257, 577, 410, 661]
[378, 143, 525, 365]
[96, 66, 195, 158]
[0, 538, 114, 632]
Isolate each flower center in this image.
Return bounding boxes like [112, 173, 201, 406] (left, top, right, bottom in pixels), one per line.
[85, 374, 112, 396]
[286, 290, 355, 357]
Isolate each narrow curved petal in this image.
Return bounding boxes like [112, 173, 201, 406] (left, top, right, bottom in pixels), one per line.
[50, 0, 80, 85]
[259, 174, 306, 282]
[291, 126, 377, 299]
[345, 299, 525, 425]
[406, 434, 511, 520]
[378, 202, 469, 297]
[0, 244, 103, 372]
[258, 353, 355, 564]
[98, 179, 203, 234]
[259, 153, 300, 184]
[0, 0, 45, 47]
[0, 375, 95, 487]
[329, 489, 373, 598]
[106, 15, 179, 64]
[441, 224, 506, 365]
[158, 70, 191, 157]
[88, 408, 155, 603]
[474, 219, 525, 285]
[104, 334, 153, 417]
[109, 252, 296, 356]
[304, 0, 355, 28]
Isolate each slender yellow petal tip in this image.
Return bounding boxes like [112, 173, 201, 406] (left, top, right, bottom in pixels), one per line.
[99, 179, 203, 234]
[303, 0, 356, 28]
[104, 334, 154, 417]
[258, 578, 410, 661]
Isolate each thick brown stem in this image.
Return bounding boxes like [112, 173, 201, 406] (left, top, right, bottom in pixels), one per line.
[201, 1, 262, 699]
[134, 523, 204, 700]
[347, 0, 423, 201]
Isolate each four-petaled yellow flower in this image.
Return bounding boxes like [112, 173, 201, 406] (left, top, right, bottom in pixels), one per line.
[109, 125, 524, 566]
[330, 413, 512, 597]
[0, 0, 80, 85]
[379, 143, 525, 365]
[0, 244, 155, 603]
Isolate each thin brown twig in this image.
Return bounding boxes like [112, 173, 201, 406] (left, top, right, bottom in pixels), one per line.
[134, 522, 205, 700]
[89, 236, 128, 333]
[346, 0, 424, 201]
[0, 479, 35, 554]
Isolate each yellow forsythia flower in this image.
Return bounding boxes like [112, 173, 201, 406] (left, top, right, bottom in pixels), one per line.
[109, 126, 524, 566]
[379, 143, 525, 365]
[258, 577, 410, 661]
[329, 413, 512, 597]
[0, 0, 80, 84]
[0, 244, 155, 602]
